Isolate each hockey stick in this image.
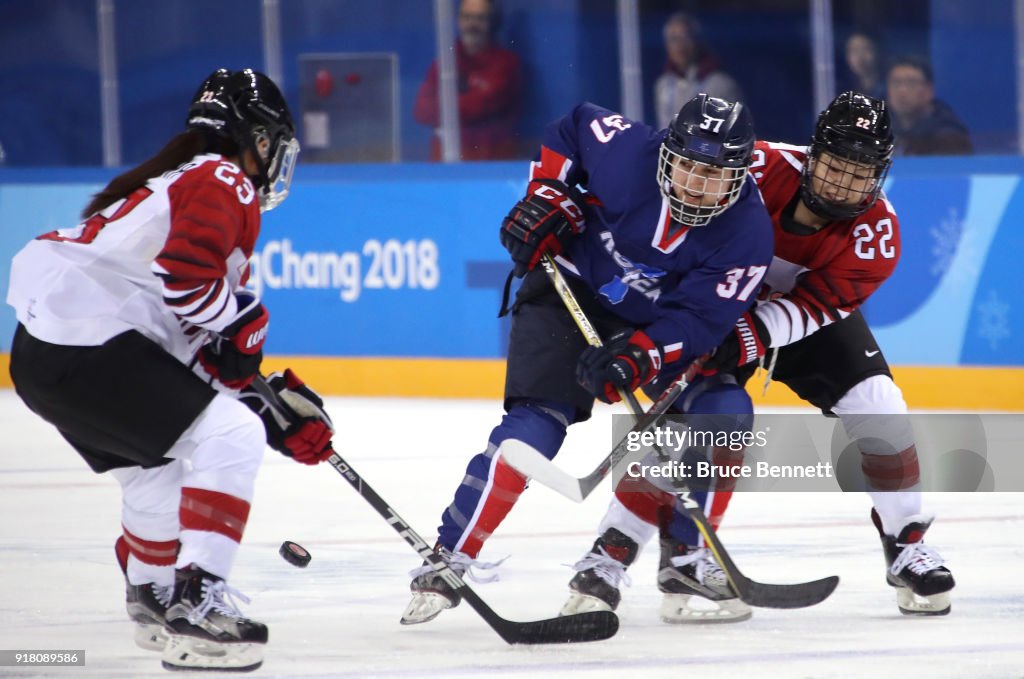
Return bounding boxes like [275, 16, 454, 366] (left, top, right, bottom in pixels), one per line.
[505, 256, 838, 609]
[501, 368, 690, 502]
[503, 255, 691, 500]
[538, 254, 641, 409]
[250, 375, 619, 644]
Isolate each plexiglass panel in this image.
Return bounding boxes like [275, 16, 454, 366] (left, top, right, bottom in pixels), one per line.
[0, 0, 1012, 166]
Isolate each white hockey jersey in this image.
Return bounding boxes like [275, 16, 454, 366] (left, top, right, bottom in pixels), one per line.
[7, 154, 262, 364]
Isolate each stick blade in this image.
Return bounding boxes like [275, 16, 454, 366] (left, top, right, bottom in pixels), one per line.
[460, 574, 619, 644]
[500, 439, 586, 502]
[738, 574, 840, 609]
[507, 611, 620, 644]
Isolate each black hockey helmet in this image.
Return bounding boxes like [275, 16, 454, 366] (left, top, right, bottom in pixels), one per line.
[801, 90, 893, 220]
[657, 93, 755, 226]
[187, 68, 299, 211]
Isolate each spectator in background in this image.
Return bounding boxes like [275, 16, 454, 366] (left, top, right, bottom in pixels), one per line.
[654, 12, 742, 129]
[886, 56, 972, 156]
[414, 0, 523, 161]
[843, 31, 885, 99]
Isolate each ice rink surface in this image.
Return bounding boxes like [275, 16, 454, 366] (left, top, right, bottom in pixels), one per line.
[0, 388, 1021, 678]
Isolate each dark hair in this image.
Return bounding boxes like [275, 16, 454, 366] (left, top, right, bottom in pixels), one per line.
[665, 11, 702, 38]
[888, 55, 933, 84]
[81, 129, 238, 219]
[663, 11, 713, 63]
[846, 29, 882, 50]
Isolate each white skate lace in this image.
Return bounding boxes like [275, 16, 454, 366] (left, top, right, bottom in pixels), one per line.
[890, 541, 946, 577]
[408, 549, 508, 584]
[187, 579, 252, 625]
[670, 547, 727, 587]
[569, 547, 633, 589]
[153, 584, 174, 609]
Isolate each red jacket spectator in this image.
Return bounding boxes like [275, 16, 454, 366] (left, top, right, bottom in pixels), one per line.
[414, 31, 523, 160]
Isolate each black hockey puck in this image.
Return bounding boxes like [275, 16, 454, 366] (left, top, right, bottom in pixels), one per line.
[279, 540, 312, 568]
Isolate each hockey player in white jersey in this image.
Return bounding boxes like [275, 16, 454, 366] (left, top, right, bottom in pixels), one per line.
[7, 68, 334, 672]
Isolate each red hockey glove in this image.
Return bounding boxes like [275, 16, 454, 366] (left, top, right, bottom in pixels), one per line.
[576, 329, 662, 404]
[499, 178, 585, 277]
[238, 369, 335, 465]
[706, 311, 770, 373]
[198, 291, 268, 389]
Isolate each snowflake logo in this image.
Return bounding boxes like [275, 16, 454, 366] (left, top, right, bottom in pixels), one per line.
[976, 290, 1010, 351]
[929, 207, 962, 277]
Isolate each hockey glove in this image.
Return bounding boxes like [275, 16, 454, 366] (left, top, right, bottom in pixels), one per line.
[706, 311, 770, 373]
[198, 291, 268, 389]
[500, 178, 585, 277]
[238, 369, 335, 465]
[577, 329, 662, 404]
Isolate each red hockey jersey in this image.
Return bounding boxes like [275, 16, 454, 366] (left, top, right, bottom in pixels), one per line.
[749, 140, 899, 346]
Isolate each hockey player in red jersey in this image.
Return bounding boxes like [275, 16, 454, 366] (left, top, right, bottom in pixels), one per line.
[7, 69, 334, 671]
[565, 91, 955, 621]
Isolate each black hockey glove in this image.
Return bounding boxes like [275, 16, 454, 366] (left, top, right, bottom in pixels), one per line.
[198, 291, 268, 389]
[500, 178, 585, 277]
[238, 370, 335, 465]
[706, 311, 770, 373]
[577, 329, 662, 404]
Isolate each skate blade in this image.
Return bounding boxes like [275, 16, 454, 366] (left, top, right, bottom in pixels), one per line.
[400, 591, 452, 625]
[896, 588, 951, 616]
[161, 635, 264, 672]
[559, 592, 614, 617]
[660, 593, 753, 624]
[133, 622, 168, 652]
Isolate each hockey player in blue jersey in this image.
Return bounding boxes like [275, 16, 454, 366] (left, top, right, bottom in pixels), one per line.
[401, 94, 774, 625]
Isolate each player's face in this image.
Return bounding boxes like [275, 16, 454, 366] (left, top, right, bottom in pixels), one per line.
[670, 158, 731, 208]
[239, 136, 270, 177]
[809, 152, 878, 206]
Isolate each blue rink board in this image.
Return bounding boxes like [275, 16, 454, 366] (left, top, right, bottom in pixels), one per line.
[0, 158, 1021, 366]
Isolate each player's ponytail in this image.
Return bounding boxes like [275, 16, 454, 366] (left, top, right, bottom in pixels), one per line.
[81, 129, 238, 219]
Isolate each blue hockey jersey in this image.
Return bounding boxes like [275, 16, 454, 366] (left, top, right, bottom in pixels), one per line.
[530, 102, 774, 369]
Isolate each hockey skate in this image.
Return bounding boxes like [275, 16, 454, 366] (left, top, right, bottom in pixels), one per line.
[115, 536, 172, 651]
[401, 546, 504, 625]
[873, 509, 955, 615]
[560, 528, 638, 615]
[657, 537, 751, 623]
[126, 581, 174, 651]
[161, 565, 267, 672]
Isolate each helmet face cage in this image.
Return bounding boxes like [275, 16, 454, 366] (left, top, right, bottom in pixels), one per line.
[657, 94, 755, 227]
[187, 69, 299, 211]
[801, 91, 893, 221]
[803, 150, 888, 220]
[657, 145, 747, 226]
[258, 131, 300, 211]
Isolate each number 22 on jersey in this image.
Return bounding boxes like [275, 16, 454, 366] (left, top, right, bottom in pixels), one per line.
[853, 218, 896, 260]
